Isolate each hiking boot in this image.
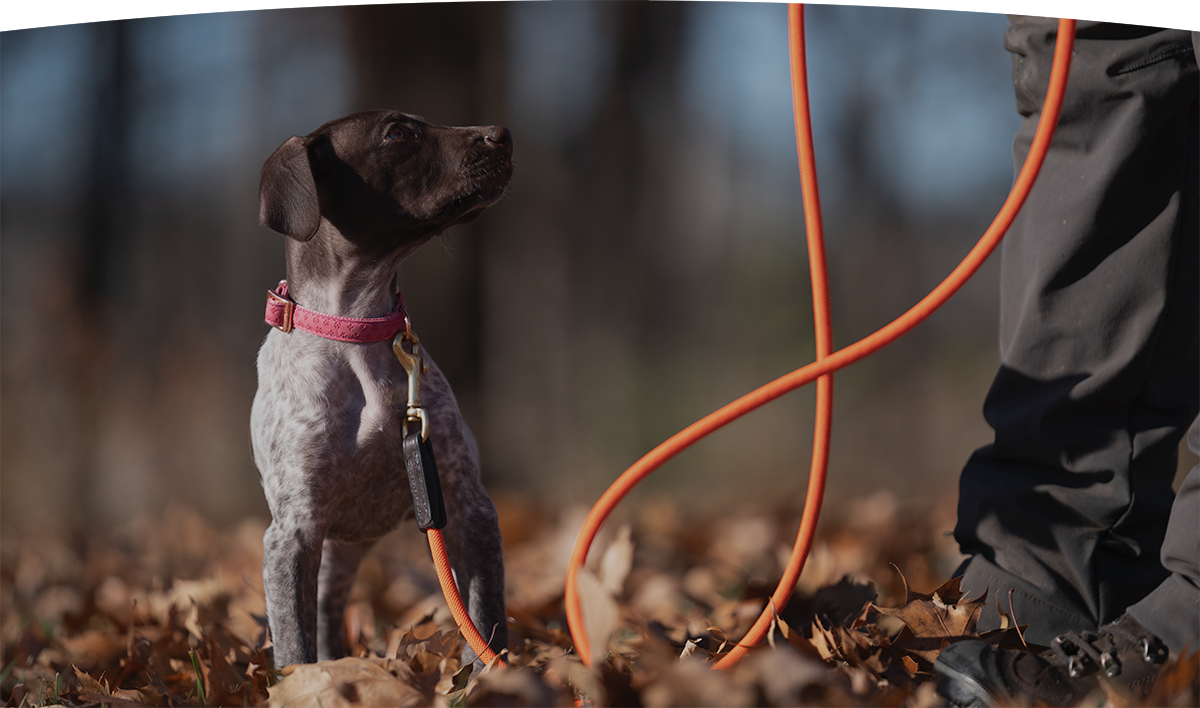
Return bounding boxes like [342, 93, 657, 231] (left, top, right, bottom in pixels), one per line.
[933, 614, 1169, 707]
[933, 640, 1096, 707]
[1047, 613, 1169, 698]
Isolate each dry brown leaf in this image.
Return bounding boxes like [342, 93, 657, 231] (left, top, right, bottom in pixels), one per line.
[462, 665, 560, 707]
[268, 657, 424, 707]
[732, 647, 829, 707]
[874, 575, 989, 668]
[391, 626, 462, 663]
[575, 567, 619, 667]
[599, 525, 634, 597]
[77, 690, 147, 707]
[875, 575, 985, 640]
[543, 652, 606, 707]
[113, 685, 161, 705]
[73, 665, 109, 695]
[772, 616, 820, 657]
[809, 617, 839, 662]
[554, 524, 634, 672]
[61, 629, 125, 670]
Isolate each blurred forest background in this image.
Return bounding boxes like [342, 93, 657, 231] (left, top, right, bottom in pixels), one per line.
[3, 1, 1193, 543]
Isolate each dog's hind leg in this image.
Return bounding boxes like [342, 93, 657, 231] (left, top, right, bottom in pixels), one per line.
[317, 538, 374, 661]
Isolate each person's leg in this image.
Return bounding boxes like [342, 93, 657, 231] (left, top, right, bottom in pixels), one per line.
[1127, 424, 1199, 655]
[954, 18, 1198, 646]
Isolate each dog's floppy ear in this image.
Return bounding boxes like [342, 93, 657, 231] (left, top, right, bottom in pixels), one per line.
[259, 134, 328, 240]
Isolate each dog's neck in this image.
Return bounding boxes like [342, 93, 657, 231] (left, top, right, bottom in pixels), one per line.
[284, 222, 424, 319]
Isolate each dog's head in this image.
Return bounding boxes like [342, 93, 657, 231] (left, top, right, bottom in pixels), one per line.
[258, 110, 513, 245]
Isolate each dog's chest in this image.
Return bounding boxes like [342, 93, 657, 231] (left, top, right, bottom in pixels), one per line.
[252, 333, 424, 539]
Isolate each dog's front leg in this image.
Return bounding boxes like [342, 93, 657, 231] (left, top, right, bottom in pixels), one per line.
[317, 538, 373, 661]
[263, 521, 324, 667]
[442, 485, 507, 664]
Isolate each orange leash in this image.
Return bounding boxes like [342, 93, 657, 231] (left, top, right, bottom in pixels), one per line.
[427, 528, 504, 665]
[712, 3, 833, 670]
[562, 8, 1077, 669]
[426, 5, 1077, 671]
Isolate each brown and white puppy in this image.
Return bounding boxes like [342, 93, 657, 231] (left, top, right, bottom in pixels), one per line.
[251, 110, 511, 668]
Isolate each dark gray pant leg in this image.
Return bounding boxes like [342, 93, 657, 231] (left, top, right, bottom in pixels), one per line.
[954, 18, 1198, 649]
[1128, 451, 1198, 655]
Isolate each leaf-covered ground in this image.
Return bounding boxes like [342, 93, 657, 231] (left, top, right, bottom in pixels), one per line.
[2, 492, 1196, 706]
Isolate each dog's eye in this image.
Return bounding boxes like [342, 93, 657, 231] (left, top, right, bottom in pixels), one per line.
[386, 125, 415, 142]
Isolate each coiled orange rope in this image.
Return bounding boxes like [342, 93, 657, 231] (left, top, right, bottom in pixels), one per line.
[433, 5, 1078, 671]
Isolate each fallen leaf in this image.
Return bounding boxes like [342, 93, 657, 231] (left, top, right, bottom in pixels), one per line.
[61, 629, 124, 670]
[77, 690, 146, 707]
[599, 525, 634, 597]
[268, 657, 423, 707]
[462, 664, 559, 706]
[772, 617, 819, 657]
[875, 575, 985, 640]
[576, 568, 619, 667]
[74, 665, 109, 695]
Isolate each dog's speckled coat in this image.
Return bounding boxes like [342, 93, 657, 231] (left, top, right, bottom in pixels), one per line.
[250, 110, 511, 668]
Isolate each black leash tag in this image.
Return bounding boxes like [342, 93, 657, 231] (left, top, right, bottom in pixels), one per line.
[403, 431, 447, 531]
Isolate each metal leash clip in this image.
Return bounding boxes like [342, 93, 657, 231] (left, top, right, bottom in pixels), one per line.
[393, 329, 446, 531]
[393, 330, 430, 441]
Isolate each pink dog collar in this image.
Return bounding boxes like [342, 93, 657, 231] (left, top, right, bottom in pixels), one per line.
[264, 280, 409, 343]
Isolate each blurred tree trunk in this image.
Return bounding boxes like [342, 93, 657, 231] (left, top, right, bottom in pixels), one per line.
[476, 1, 688, 496]
[564, 0, 688, 462]
[574, 1, 686, 344]
[80, 22, 133, 303]
[67, 20, 135, 530]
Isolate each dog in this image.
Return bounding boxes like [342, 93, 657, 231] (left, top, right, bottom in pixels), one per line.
[250, 110, 511, 668]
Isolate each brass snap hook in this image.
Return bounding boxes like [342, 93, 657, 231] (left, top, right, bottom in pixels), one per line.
[393, 331, 430, 441]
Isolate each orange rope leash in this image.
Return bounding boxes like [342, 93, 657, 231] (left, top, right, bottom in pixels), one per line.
[714, 3, 832, 671]
[424, 4, 1077, 671]
[427, 528, 504, 665]
[562, 9, 1077, 668]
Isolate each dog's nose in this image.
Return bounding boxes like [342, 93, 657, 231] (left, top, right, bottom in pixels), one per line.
[485, 126, 513, 155]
